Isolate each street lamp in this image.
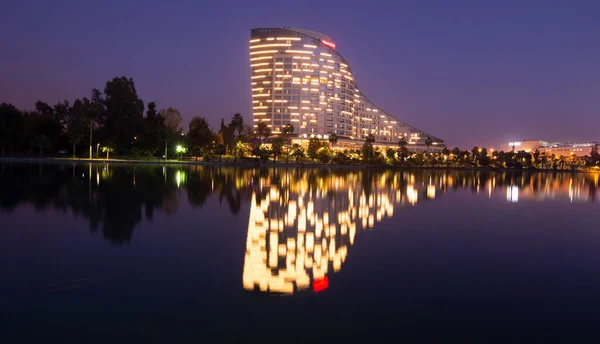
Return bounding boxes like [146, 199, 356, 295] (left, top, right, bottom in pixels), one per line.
[175, 144, 187, 161]
[96, 143, 100, 157]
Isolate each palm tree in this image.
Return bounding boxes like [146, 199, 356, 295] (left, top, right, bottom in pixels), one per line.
[425, 136, 433, 152]
[365, 133, 375, 144]
[230, 113, 244, 161]
[256, 121, 271, 143]
[328, 132, 338, 150]
[398, 136, 407, 149]
[282, 124, 294, 163]
[364, 133, 375, 164]
[230, 113, 244, 137]
[101, 146, 114, 160]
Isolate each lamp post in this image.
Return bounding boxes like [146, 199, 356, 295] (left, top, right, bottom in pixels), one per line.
[96, 143, 100, 158]
[176, 145, 187, 161]
[89, 120, 93, 160]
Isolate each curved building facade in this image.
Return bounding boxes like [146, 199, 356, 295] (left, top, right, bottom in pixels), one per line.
[250, 27, 444, 150]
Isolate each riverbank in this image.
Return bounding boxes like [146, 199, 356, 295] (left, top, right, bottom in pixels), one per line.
[1, 156, 599, 173]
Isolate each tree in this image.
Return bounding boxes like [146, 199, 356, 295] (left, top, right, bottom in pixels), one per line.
[87, 88, 105, 158]
[283, 124, 294, 135]
[35, 101, 55, 117]
[25, 114, 61, 155]
[103, 77, 145, 154]
[397, 146, 409, 165]
[271, 137, 285, 163]
[282, 124, 294, 163]
[589, 146, 600, 167]
[478, 148, 490, 167]
[333, 150, 351, 165]
[67, 99, 87, 157]
[236, 141, 248, 158]
[215, 143, 226, 162]
[291, 144, 305, 163]
[32, 135, 52, 157]
[140, 101, 166, 156]
[253, 144, 271, 163]
[256, 121, 271, 142]
[329, 132, 339, 149]
[471, 147, 480, 167]
[409, 153, 426, 167]
[0, 103, 25, 156]
[385, 147, 396, 164]
[230, 113, 245, 137]
[365, 133, 375, 144]
[425, 136, 433, 152]
[398, 136, 408, 150]
[317, 147, 332, 163]
[102, 145, 114, 159]
[219, 118, 235, 154]
[441, 147, 451, 167]
[363, 134, 376, 163]
[188, 116, 214, 153]
[160, 107, 183, 136]
[230, 113, 245, 161]
[53, 100, 70, 123]
[307, 138, 324, 163]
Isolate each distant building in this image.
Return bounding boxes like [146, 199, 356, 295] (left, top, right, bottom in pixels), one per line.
[502, 140, 599, 157]
[249, 27, 445, 151]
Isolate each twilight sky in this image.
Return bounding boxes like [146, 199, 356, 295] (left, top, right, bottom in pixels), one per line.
[1, 0, 599, 149]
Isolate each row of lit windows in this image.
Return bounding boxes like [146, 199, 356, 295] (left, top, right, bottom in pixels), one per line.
[249, 35, 418, 142]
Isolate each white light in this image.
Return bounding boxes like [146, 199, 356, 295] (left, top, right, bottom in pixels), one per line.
[507, 186, 519, 203]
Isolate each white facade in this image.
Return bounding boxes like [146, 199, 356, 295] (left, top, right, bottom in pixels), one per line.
[250, 28, 444, 150]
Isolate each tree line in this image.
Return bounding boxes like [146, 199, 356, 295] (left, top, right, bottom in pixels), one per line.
[224, 129, 600, 171]
[2, 76, 599, 170]
[0, 76, 237, 159]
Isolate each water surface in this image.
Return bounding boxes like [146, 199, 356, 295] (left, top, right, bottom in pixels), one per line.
[1, 162, 599, 342]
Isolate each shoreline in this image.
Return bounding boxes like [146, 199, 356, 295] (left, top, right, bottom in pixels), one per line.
[1, 156, 598, 174]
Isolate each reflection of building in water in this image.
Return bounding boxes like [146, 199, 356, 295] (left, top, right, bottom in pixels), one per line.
[242, 172, 434, 294]
[493, 173, 599, 203]
[506, 185, 519, 203]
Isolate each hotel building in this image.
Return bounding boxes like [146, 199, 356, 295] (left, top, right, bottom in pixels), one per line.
[249, 27, 445, 151]
[504, 140, 599, 157]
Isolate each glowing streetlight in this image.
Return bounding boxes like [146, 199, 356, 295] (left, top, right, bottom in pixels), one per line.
[175, 145, 187, 161]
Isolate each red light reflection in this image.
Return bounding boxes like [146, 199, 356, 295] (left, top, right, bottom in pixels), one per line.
[313, 277, 329, 292]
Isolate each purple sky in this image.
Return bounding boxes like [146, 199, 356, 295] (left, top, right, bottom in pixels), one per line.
[2, 0, 599, 149]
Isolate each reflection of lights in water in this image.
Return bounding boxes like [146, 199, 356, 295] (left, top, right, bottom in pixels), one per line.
[237, 169, 600, 293]
[569, 178, 573, 202]
[313, 277, 328, 292]
[407, 185, 418, 205]
[176, 170, 186, 188]
[507, 185, 519, 203]
[427, 185, 436, 199]
[96, 172, 100, 186]
[243, 174, 427, 295]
